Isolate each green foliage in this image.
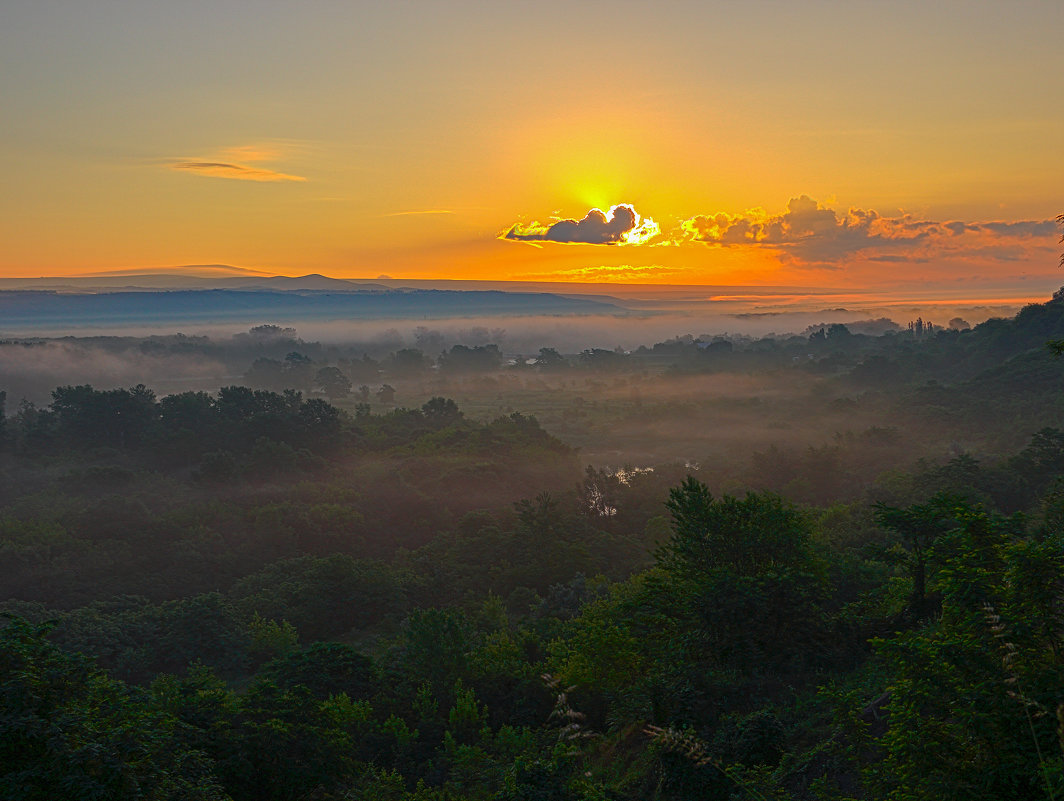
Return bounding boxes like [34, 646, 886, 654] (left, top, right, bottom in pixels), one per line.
[422, 396, 462, 425]
[315, 365, 352, 399]
[0, 616, 229, 801]
[439, 344, 502, 373]
[232, 554, 406, 640]
[535, 347, 569, 370]
[261, 642, 377, 701]
[659, 477, 814, 578]
[7, 345, 1064, 800]
[246, 613, 298, 662]
[869, 503, 1064, 800]
[873, 493, 968, 621]
[550, 601, 644, 695]
[389, 608, 472, 706]
[448, 682, 488, 744]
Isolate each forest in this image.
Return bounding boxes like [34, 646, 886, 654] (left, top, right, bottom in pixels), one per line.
[3, 291, 1064, 799]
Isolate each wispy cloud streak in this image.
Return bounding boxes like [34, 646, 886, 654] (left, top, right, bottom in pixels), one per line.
[516, 264, 679, 282]
[171, 161, 306, 182]
[168, 142, 307, 182]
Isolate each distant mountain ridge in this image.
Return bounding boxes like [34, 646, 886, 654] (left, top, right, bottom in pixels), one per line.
[0, 272, 390, 293]
[81, 264, 275, 278]
[0, 266, 847, 302]
[0, 287, 625, 332]
[238, 274, 389, 291]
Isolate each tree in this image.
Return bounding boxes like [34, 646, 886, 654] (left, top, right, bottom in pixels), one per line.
[646, 478, 829, 676]
[579, 466, 621, 522]
[261, 642, 377, 701]
[438, 344, 502, 373]
[870, 503, 1060, 801]
[0, 617, 229, 800]
[282, 352, 314, 390]
[387, 608, 472, 706]
[659, 477, 812, 579]
[873, 493, 967, 622]
[422, 397, 462, 425]
[344, 354, 381, 382]
[387, 348, 428, 376]
[535, 348, 568, 370]
[248, 324, 297, 340]
[158, 390, 216, 430]
[377, 384, 396, 404]
[314, 366, 352, 400]
[1059, 212, 1063, 267]
[203, 677, 356, 800]
[1049, 216, 1064, 352]
[49, 384, 158, 449]
[245, 358, 286, 391]
[577, 348, 626, 370]
[157, 391, 217, 463]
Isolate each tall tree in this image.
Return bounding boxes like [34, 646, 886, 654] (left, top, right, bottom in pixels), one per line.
[314, 366, 352, 400]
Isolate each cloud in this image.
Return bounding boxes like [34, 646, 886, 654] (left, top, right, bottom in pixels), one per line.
[967, 220, 1057, 237]
[171, 161, 306, 182]
[679, 195, 1057, 266]
[168, 143, 307, 182]
[515, 264, 680, 282]
[866, 254, 932, 263]
[503, 204, 660, 245]
[498, 196, 1056, 272]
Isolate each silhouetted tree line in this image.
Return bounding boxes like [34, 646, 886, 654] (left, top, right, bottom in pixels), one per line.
[230, 291, 1064, 399]
[10, 384, 343, 461]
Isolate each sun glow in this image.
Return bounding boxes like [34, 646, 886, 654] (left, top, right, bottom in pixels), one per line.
[613, 205, 661, 245]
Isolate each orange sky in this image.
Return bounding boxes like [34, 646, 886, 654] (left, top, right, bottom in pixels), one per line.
[0, 1, 1061, 293]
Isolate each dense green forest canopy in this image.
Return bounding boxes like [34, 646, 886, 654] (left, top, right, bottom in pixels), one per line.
[3, 291, 1064, 799]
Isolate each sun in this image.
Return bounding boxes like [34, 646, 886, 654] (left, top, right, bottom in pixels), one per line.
[568, 180, 625, 214]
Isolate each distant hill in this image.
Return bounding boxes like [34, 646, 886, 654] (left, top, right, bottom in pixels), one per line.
[0, 288, 625, 331]
[918, 292, 1064, 383]
[0, 270, 388, 293]
[81, 264, 276, 278]
[230, 274, 389, 292]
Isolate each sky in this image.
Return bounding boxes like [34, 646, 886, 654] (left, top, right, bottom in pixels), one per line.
[1, 0, 1061, 295]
